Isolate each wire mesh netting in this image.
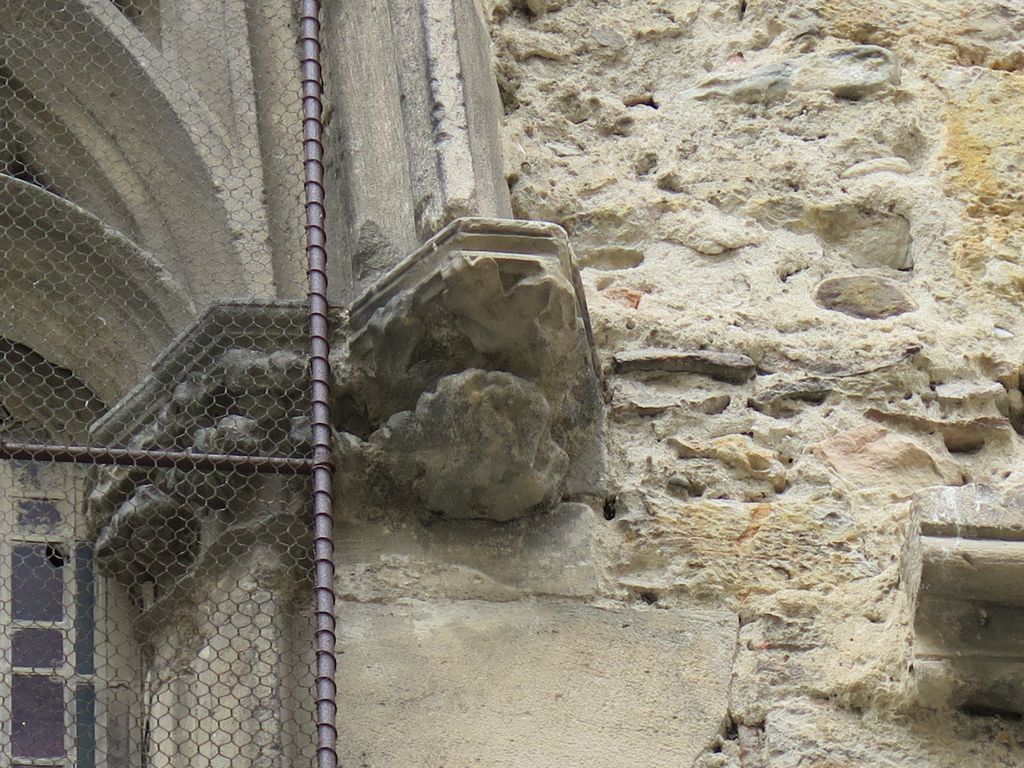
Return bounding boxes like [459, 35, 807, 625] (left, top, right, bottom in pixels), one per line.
[0, 1, 326, 765]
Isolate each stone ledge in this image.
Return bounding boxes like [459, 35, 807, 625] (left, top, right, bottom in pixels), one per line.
[905, 484, 1024, 714]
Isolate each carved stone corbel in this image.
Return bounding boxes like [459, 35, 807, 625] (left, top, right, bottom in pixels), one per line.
[335, 217, 603, 522]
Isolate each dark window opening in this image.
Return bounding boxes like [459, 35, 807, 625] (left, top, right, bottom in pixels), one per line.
[12, 628, 63, 668]
[12, 542, 66, 621]
[11, 674, 66, 758]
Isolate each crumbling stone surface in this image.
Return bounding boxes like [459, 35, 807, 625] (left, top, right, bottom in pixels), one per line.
[481, 0, 1024, 761]
[691, 44, 901, 103]
[753, 696, 1024, 768]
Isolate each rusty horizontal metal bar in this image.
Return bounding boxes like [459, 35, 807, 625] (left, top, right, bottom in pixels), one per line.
[0, 440, 314, 474]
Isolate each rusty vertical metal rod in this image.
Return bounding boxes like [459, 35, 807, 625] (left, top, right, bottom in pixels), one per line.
[299, 3, 338, 768]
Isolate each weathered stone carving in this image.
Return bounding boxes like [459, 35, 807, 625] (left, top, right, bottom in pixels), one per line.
[904, 484, 1024, 715]
[371, 370, 570, 520]
[79, 218, 601, 768]
[88, 303, 312, 609]
[336, 216, 603, 521]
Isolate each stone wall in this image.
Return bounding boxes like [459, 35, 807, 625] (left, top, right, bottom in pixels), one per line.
[473, 0, 1024, 764]
[7, 0, 1024, 764]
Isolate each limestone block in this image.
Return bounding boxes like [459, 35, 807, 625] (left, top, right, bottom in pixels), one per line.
[669, 435, 788, 493]
[913, 484, 1024, 541]
[864, 407, 1012, 455]
[337, 502, 599, 600]
[662, 207, 763, 254]
[613, 348, 756, 383]
[691, 45, 899, 104]
[814, 425, 963, 499]
[934, 381, 1005, 411]
[577, 245, 645, 270]
[904, 484, 1024, 715]
[748, 377, 832, 418]
[692, 63, 795, 104]
[805, 203, 913, 270]
[613, 495, 873, 603]
[337, 599, 737, 767]
[792, 46, 901, 101]
[323, 0, 512, 295]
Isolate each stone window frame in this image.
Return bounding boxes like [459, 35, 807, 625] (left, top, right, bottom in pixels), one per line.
[1, 459, 142, 768]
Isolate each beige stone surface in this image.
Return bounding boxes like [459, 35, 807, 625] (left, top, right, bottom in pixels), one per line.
[10, 0, 1024, 764]
[483, 0, 1024, 761]
[756, 696, 1024, 768]
[337, 502, 600, 601]
[336, 599, 737, 767]
[814, 425, 964, 499]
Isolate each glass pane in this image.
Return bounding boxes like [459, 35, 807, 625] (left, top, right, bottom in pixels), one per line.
[12, 675, 66, 758]
[12, 543, 66, 621]
[12, 628, 64, 668]
[8, 459, 46, 491]
[17, 499, 61, 530]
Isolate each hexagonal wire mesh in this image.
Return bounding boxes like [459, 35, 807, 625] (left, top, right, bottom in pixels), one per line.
[0, 2, 334, 766]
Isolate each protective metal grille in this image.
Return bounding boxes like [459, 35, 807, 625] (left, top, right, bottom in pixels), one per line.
[0, 2, 334, 766]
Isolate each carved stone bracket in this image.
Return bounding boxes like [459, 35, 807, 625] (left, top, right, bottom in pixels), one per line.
[75, 217, 603, 768]
[86, 303, 312, 624]
[904, 484, 1024, 715]
[336, 217, 603, 522]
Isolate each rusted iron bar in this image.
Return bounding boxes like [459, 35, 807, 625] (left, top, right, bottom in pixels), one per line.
[0, 440, 314, 474]
[299, 3, 339, 768]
